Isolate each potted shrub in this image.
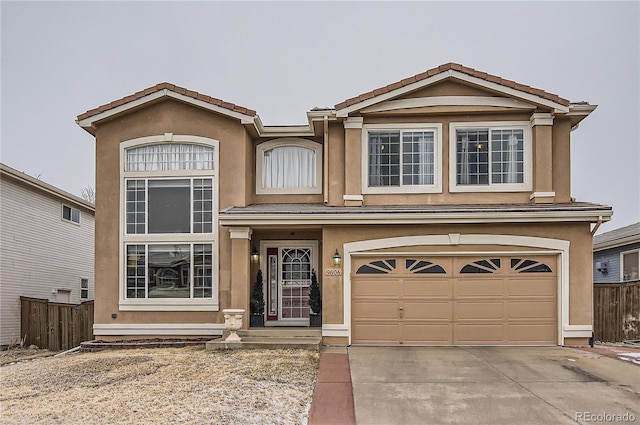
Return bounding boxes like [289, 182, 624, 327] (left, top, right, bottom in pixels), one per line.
[308, 269, 322, 327]
[250, 269, 265, 327]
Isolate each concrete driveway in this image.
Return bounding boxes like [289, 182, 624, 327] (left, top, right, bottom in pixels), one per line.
[348, 346, 640, 424]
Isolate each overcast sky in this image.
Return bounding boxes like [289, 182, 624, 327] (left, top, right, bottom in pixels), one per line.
[1, 1, 638, 231]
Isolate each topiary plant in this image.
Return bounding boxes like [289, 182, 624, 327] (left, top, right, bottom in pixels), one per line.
[250, 269, 265, 315]
[308, 269, 322, 315]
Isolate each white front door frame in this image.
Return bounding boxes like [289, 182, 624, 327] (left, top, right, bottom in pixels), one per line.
[321, 233, 586, 345]
[260, 240, 319, 326]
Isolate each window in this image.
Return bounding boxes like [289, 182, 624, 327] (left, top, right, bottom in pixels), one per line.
[363, 125, 441, 194]
[81, 278, 89, 299]
[125, 178, 213, 234]
[126, 243, 213, 299]
[450, 122, 531, 192]
[622, 250, 639, 281]
[121, 136, 218, 311]
[62, 205, 80, 224]
[256, 138, 322, 195]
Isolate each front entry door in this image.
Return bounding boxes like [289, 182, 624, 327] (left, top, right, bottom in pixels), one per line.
[266, 245, 313, 326]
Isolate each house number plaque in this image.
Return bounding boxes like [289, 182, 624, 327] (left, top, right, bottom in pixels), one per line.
[324, 269, 342, 276]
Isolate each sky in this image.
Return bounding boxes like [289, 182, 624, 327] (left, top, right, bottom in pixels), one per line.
[1, 1, 639, 232]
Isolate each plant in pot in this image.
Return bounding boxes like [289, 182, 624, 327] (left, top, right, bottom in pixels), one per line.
[250, 269, 265, 327]
[308, 269, 322, 327]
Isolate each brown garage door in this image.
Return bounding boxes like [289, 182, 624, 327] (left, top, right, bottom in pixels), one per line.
[351, 255, 557, 345]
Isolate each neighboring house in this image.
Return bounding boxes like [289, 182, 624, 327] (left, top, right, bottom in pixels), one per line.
[76, 62, 611, 347]
[0, 164, 95, 347]
[593, 222, 640, 283]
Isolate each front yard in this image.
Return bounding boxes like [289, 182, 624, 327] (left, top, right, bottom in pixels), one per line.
[0, 346, 319, 424]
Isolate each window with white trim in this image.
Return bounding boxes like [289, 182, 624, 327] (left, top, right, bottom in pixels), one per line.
[121, 137, 218, 310]
[62, 205, 80, 224]
[80, 278, 89, 299]
[621, 250, 639, 281]
[256, 138, 322, 195]
[363, 125, 441, 194]
[450, 122, 531, 192]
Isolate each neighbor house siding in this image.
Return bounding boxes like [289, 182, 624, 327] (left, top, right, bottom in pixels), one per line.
[594, 242, 640, 283]
[0, 172, 95, 347]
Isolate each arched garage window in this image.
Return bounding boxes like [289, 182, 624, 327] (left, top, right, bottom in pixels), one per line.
[256, 138, 322, 195]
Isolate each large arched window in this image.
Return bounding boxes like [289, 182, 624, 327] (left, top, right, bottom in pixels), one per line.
[120, 135, 219, 311]
[256, 138, 322, 195]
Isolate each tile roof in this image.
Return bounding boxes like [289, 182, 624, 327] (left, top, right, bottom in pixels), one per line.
[334, 62, 571, 111]
[76, 82, 257, 122]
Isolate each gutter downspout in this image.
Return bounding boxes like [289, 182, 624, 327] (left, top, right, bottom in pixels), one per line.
[323, 115, 329, 205]
[591, 216, 603, 236]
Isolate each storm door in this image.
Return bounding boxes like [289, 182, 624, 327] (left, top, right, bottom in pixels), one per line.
[265, 244, 314, 325]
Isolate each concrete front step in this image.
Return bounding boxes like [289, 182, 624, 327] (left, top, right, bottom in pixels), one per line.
[206, 336, 321, 351]
[239, 328, 321, 338]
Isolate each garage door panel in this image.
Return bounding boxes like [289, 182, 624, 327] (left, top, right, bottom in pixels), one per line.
[353, 280, 398, 297]
[456, 302, 505, 320]
[404, 302, 452, 320]
[507, 324, 556, 343]
[402, 324, 452, 344]
[507, 279, 556, 297]
[455, 324, 505, 343]
[352, 301, 399, 320]
[403, 280, 451, 297]
[508, 301, 556, 319]
[353, 323, 400, 344]
[455, 279, 504, 297]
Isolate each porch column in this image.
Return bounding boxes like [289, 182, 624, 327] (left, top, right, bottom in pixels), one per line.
[530, 113, 555, 204]
[229, 227, 252, 329]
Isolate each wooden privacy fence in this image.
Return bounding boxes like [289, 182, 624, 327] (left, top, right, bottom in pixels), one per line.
[593, 281, 640, 342]
[20, 297, 94, 351]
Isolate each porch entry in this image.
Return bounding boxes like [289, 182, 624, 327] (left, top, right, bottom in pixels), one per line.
[263, 242, 317, 326]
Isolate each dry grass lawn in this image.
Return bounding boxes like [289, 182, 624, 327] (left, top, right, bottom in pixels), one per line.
[0, 346, 319, 424]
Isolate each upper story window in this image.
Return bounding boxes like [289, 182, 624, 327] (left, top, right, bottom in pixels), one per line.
[449, 122, 531, 193]
[256, 138, 322, 195]
[62, 205, 80, 224]
[362, 124, 442, 194]
[126, 178, 213, 234]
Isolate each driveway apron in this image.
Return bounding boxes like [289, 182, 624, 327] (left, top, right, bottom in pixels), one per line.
[348, 346, 640, 425]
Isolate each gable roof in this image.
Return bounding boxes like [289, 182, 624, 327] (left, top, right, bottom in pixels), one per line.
[593, 222, 640, 251]
[334, 62, 571, 116]
[77, 82, 257, 123]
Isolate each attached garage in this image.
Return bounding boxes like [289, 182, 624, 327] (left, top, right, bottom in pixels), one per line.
[351, 255, 558, 345]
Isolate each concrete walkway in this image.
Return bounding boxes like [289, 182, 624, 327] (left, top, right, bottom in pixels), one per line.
[348, 346, 640, 425]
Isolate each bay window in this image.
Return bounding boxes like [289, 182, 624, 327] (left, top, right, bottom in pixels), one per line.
[121, 136, 218, 311]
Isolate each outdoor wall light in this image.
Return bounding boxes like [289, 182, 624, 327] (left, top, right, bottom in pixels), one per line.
[332, 249, 342, 266]
[251, 247, 260, 263]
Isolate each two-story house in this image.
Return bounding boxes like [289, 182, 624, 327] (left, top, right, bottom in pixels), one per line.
[76, 63, 611, 346]
[0, 163, 95, 347]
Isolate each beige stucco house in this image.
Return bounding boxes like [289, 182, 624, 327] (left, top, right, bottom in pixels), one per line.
[77, 63, 612, 346]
